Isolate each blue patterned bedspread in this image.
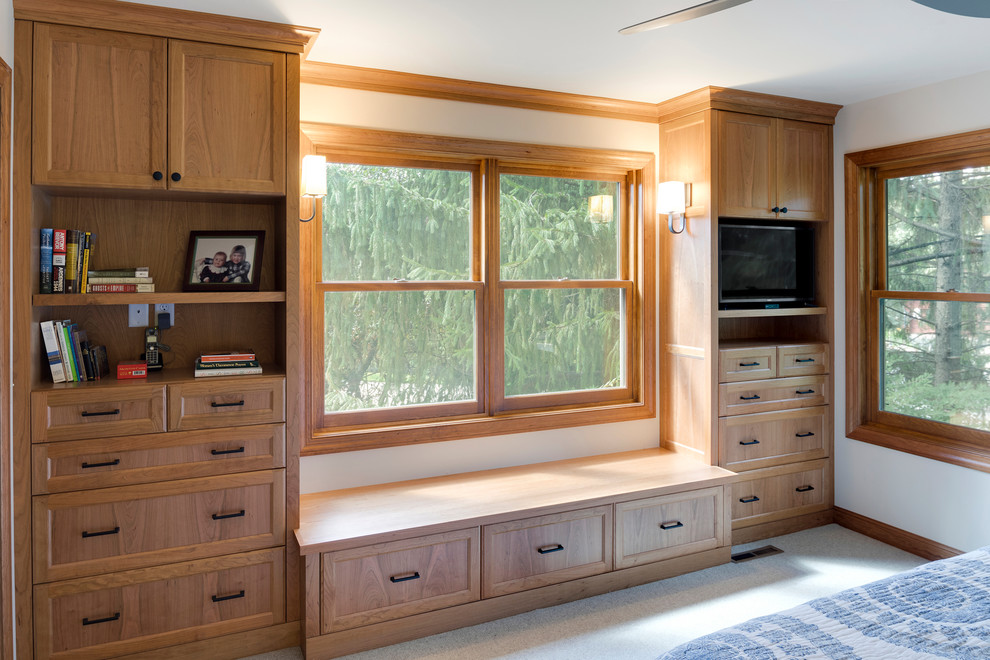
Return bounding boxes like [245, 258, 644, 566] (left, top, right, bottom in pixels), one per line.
[659, 545, 990, 659]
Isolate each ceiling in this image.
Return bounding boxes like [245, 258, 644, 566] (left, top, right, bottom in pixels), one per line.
[133, 0, 990, 107]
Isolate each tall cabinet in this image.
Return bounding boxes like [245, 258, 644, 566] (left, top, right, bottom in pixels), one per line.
[658, 87, 841, 544]
[12, 1, 316, 658]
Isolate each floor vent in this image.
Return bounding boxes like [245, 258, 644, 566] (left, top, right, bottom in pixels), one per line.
[731, 545, 784, 563]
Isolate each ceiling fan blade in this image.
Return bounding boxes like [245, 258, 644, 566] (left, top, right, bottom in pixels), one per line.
[619, 0, 755, 34]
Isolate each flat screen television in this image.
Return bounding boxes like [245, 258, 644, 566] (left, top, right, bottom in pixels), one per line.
[718, 221, 815, 309]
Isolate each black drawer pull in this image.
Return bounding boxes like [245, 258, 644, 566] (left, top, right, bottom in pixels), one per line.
[171, 172, 182, 182]
[739, 439, 760, 446]
[212, 510, 246, 521]
[211, 400, 245, 408]
[796, 485, 815, 493]
[739, 361, 761, 367]
[537, 544, 564, 554]
[82, 526, 120, 539]
[211, 447, 246, 456]
[211, 590, 245, 603]
[389, 571, 421, 583]
[795, 431, 815, 438]
[795, 389, 815, 395]
[81, 459, 120, 469]
[659, 521, 684, 530]
[82, 612, 120, 626]
[739, 394, 761, 401]
[795, 358, 815, 363]
[81, 409, 120, 418]
[739, 496, 760, 504]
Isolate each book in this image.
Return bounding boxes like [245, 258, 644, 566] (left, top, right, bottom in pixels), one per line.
[40, 229, 54, 294]
[80, 339, 96, 381]
[79, 232, 92, 291]
[52, 229, 67, 293]
[56, 321, 78, 381]
[91, 345, 109, 380]
[199, 351, 256, 362]
[117, 361, 148, 379]
[70, 327, 91, 381]
[39, 320, 67, 383]
[87, 267, 150, 278]
[65, 230, 81, 294]
[196, 358, 261, 369]
[86, 276, 154, 284]
[193, 366, 263, 377]
[86, 283, 155, 293]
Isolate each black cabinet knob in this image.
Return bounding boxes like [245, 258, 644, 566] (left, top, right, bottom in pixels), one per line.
[171, 172, 181, 182]
[780, 207, 788, 213]
[152, 171, 163, 181]
[771, 206, 780, 213]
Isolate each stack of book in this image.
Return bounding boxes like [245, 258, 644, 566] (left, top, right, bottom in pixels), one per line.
[40, 228, 95, 293]
[40, 319, 110, 383]
[194, 351, 262, 378]
[86, 267, 155, 293]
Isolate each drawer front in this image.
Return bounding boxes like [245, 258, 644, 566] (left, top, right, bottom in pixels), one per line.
[720, 406, 829, 471]
[167, 377, 285, 431]
[322, 528, 480, 633]
[718, 346, 776, 383]
[482, 505, 612, 598]
[732, 464, 828, 526]
[777, 343, 829, 378]
[718, 375, 829, 416]
[35, 548, 284, 660]
[615, 487, 725, 569]
[33, 424, 285, 494]
[34, 471, 285, 582]
[32, 385, 166, 443]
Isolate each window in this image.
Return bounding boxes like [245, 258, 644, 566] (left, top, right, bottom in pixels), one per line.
[303, 126, 655, 453]
[846, 129, 990, 472]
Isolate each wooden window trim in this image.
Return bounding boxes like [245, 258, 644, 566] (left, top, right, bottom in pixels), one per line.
[303, 124, 655, 454]
[845, 127, 990, 474]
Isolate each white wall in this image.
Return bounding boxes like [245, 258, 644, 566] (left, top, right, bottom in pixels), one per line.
[299, 85, 661, 493]
[833, 69, 990, 552]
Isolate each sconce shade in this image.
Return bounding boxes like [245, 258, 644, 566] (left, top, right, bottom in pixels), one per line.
[302, 155, 328, 197]
[587, 194, 614, 223]
[658, 180, 686, 215]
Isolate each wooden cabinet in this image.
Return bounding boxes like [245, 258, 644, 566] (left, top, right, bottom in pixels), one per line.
[614, 487, 724, 569]
[32, 25, 285, 194]
[718, 111, 828, 221]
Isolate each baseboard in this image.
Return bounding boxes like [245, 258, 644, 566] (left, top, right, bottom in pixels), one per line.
[833, 507, 961, 561]
[119, 621, 300, 660]
[731, 509, 834, 545]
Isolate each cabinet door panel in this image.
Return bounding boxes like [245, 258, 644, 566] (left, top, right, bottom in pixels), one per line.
[717, 112, 775, 219]
[33, 24, 166, 189]
[31, 385, 167, 443]
[732, 463, 828, 527]
[776, 119, 828, 220]
[169, 41, 285, 194]
[615, 487, 724, 568]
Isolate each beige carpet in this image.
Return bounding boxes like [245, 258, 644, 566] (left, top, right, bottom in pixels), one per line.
[241, 524, 927, 660]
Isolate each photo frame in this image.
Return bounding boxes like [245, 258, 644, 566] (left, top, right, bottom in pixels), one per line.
[183, 230, 265, 292]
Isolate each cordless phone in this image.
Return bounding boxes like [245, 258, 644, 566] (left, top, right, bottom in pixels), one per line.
[144, 326, 162, 371]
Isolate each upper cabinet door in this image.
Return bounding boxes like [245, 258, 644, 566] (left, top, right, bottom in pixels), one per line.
[33, 24, 168, 189]
[775, 119, 828, 221]
[717, 112, 776, 220]
[168, 41, 285, 194]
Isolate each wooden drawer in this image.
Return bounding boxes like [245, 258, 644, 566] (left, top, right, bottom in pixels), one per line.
[34, 471, 285, 582]
[718, 345, 776, 383]
[167, 377, 285, 431]
[32, 385, 166, 443]
[718, 375, 829, 416]
[34, 548, 284, 660]
[777, 343, 829, 378]
[719, 406, 829, 471]
[33, 424, 285, 494]
[322, 528, 480, 633]
[482, 505, 612, 598]
[731, 462, 829, 528]
[614, 487, 726, 569]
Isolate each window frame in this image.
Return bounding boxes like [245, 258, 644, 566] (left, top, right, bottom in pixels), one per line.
[301, 124, 656, 454]
[845, 128, 990, 473]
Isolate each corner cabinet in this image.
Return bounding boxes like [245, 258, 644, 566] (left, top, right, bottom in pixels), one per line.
[658, 87, 841, 544]
[12, 2, 317, 658]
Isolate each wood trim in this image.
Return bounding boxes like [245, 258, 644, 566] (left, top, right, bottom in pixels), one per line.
[300, 61, 659, 123]
[13, 0, 319, 54]
[833, 507, 961, 561]
[730, 509, 834, 545]
[115, 621, 299, 660]
[0, 54, 12, 660]
[847, 126, 990, 168]
[657, 86, 842, 125]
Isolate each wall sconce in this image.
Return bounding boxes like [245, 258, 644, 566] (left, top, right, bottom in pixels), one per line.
[300, 154, 328, 222]
[658, 180, 690, 234]
[587, 194, 614, 224]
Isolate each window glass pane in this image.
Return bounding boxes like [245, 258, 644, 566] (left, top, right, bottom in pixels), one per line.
[322, 164, 471, 281]
[504, 288, 624, 397]
[500, 174, 619, 281]
[323, 291, 476, 413]
[885, 166, 990, 293]
[881, 298, 990, 431]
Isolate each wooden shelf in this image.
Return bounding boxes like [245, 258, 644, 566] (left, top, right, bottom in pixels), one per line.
[718, 306, 827, 319]
[33, 364, 286, 391]
[33, 291, 287, 306]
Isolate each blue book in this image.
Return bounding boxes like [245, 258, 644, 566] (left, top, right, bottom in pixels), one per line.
[39, 320, 67, 383]
[40, 228, 54, 294]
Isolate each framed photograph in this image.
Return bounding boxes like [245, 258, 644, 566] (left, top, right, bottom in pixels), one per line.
[183, 230, 265, 292]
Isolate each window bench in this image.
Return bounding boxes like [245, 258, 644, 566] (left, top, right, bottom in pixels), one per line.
[295, 448, 737, 659]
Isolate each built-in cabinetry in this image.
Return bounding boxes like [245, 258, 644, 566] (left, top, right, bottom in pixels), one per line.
[12, 1, 316, 657]
[658, 87, 841, 543]
[296, 450, 735, 659]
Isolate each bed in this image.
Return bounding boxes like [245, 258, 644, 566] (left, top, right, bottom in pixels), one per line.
[660, 545, 990, 659]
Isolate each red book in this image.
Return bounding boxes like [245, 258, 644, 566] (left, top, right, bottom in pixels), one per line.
[86, 283, 155, 293]
[116, 361, 148, 379]
[52, 229, 67, 293]
[199, 351, 256, 362]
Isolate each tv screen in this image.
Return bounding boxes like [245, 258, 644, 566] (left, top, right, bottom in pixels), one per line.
[718, 222, 814, 309]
